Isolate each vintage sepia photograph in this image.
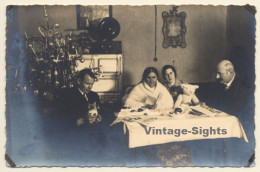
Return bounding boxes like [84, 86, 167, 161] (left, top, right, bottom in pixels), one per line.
[4, 3, 256, 167]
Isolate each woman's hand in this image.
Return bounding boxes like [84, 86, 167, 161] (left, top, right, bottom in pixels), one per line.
[200, 102, 207, 107]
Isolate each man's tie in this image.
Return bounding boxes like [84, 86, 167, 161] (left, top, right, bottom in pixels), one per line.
[83, 93, 89, 102]
[224, 83, 229, 91]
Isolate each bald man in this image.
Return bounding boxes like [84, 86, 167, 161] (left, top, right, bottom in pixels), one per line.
[206, 60, 254, 166]
[208, 60, 250, 118]
[216, 60, 236, 89]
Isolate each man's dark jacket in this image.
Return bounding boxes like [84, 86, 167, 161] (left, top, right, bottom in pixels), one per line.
[58, 87, 101, 128]
[208, 75, 253, 121]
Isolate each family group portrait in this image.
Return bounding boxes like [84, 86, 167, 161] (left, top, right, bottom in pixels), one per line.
[4, 3, 256, 167]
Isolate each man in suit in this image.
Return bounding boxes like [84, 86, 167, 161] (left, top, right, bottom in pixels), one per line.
[211, 60, 254, 166]
[57, 69, 133, 160]
[51, 69, 114, 159]
[59, 68, 102, 128]
[212, 60, 248, 118]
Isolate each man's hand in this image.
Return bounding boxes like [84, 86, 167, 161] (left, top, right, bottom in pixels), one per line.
[77, 117, 85, 126]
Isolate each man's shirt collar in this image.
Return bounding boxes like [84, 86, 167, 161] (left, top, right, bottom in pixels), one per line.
[78, 88, 89, 101]
[225, 74, 235, 90]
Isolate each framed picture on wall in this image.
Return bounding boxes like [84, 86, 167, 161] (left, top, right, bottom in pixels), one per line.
[76, 5, 112, 30]
[162, 6, 186, 48]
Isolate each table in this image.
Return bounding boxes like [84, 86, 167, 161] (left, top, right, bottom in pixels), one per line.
[111, 105, 248, 148]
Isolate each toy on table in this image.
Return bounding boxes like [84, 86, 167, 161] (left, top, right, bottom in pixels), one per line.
[174, 83, 200, 114]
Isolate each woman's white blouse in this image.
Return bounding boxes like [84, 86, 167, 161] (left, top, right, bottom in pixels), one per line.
[124, 81, 174, 109]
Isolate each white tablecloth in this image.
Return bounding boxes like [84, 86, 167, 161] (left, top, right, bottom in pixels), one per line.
[112, 107, 248, 148]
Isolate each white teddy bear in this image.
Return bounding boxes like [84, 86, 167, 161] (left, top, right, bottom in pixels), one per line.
[174, 83, 200, 114]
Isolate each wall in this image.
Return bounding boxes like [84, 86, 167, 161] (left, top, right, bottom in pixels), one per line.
[15, 5, 228, 86]
[113, 5, 227, 85]
[226, 6, 256, 83]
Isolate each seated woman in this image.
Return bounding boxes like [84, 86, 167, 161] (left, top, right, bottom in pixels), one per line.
[156, 65, 192, 166]
[162, 65, 184, 102]
[124, 67, 173, 110]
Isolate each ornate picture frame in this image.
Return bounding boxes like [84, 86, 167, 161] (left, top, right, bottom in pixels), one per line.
[162, 6, 186, 48]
